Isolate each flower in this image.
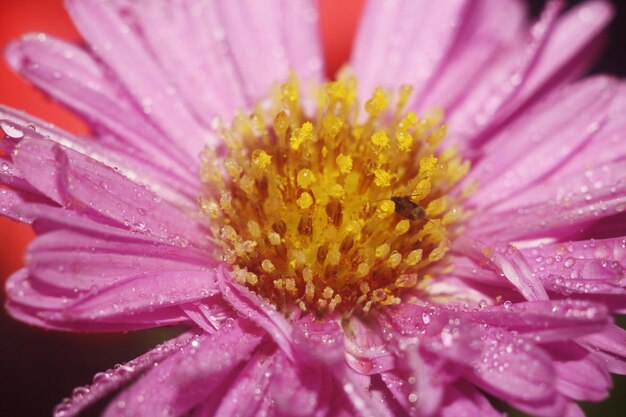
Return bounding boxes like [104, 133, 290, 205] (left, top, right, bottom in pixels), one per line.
[2, 0, 625, 416]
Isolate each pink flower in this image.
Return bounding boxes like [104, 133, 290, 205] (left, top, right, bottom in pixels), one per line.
[2, 1, 625, 416]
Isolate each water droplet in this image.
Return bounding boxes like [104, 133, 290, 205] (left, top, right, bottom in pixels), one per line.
[0, 121, 25, 138]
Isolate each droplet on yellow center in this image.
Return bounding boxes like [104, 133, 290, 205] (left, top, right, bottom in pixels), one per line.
[252, 149, 272, 169]
[377, 200, 395, 219]
[297, 169, 317, 188]
[297, 192, 314, 209]
[335, 154, 353, 174]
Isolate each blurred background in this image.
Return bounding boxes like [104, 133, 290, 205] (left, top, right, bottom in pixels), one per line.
[0, 1, 624, 416]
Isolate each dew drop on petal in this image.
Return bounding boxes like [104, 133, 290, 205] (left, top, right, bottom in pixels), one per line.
[0, 121, 25, 138]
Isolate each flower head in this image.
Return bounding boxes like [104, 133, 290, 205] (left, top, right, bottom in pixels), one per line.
[2, 1, 625, 417]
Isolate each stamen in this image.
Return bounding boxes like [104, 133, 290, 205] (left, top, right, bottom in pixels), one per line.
[200, 72, 470, 316]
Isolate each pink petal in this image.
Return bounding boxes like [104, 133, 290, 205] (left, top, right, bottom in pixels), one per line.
[519, 239, 626, 310]
[467, 162, 626, 241]
[464, 299, 610, 342]
[552, 82, 626, 179]
[351, 0, 470, 100]
[344, 317, 395, 375]
[217, 266, 296, 360]
[266, 350, 331, 417]
[57, 268, 219, 322]
[112, 0, 247, 123]
[279, 0, 325, 83]
[0, 187, 51, 224]
[466, 0, 614, 148]
[578, 324, 626, 374]
[214, 0, 323, 100]
[65, 0, 213, 159]
[508, 394, 568, 417]
[468, 76, 615, 209]
[563, 403, 586, 417]
[290, 317, 394, 417]
[210, 345, 276, 417]
[101, 319, 263, 417]
[454, 238, 549, 301]
[0, 107, 199, 206]
[53, 331, 198, 417]
[180, 0, 324, 104]
[445, 0, 564, 147]
[5, 272, 190, 332]
[439, 382, 505, 417]
[548, 342, 611, 401]
[13, 137, 209, 249]
[27, 229, 212, 291]
[414, 0, 527, 113]
[468, 328, 557, 404]
[3, 35, 198, 174]
[181, 298, 234, 334]
[383, 346, 445, 416]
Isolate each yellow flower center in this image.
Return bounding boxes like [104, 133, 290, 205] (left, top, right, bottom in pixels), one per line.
[201, 72, 472, 317]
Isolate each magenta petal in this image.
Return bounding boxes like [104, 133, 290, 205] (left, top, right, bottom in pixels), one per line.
[181, 298, 234, 334]
[548, 342, 611, 401]
[444, 0, 563, 147]
[5, 275, 190, 332]
[217, 266, 296, 360]
[3, 35, 197, 175]
[469, 76, 615, 208]
[563, 403, 586, 417]
[266, 351, 330, 417]
[467, 0, 614, 147]
[520, 240, 626, 310]
[279, 0, 325, 83]
[210, 346, 276, 417]
[59, 268, 219, 321]
[102, 319, 262, 417]
[344, 317, 395, 375]
[455, 238, 549, 301]
[0, 106, 199, 206]
[385, 346, 445, 416]
[578, 324, 626, 374]
[5, 268, 69, 310]
[13, 137, 209, 248]
[352, 0, 470, 100]
[523, 237, 626, 262]
[439, 382, 505, 417]
[501, 1, 614, 112]
[0, 187, 51, 223]
[109, 1, 247, 123]
[508, 394, 569, 417]
[415, 0, 527, 114]
[553, 82, 626, 179]
[27, 229, 212, 291]
[53, 331, 198, 417]
[65, 0, 213, 159]
[468, 328, 556, 403]
[215, 0, 323, 101]
[290, 317, 395, 417]
[468, 169, 626, 241]
[466, 299, 610, 342]
[291, 314, 345, 365]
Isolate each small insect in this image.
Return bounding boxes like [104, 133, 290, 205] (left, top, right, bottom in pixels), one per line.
[390, 195, 427, 221]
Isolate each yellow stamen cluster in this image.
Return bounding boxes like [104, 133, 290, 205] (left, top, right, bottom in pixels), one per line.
[200, 72, 470, 317]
